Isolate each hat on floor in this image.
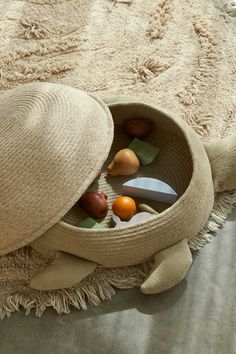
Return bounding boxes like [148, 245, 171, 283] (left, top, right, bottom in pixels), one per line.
[0, 82, 114, 255]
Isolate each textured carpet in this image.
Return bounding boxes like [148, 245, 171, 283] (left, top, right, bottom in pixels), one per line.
[0, 0, 235, 318]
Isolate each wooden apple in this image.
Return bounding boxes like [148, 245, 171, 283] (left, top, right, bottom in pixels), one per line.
[79, 192, 109, 219]
[123, 118, 153, 139]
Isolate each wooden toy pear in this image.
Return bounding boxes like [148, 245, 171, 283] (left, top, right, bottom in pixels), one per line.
[107, 148, 140, 176]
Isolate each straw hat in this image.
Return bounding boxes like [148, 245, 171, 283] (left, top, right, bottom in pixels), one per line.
[0, 82, 113, 255]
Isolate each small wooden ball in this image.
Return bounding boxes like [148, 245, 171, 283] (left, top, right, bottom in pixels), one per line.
[123, 118, 153, 139]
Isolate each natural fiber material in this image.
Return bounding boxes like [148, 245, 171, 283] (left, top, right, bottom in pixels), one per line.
[34, 100, 214, 267]
[0, 0, 235, 317]
[0, 247, 154, 319]
[205, 134, 236, 192]
[0, 82, 113, 255]
[189, 191, 236, 250]
[141, 238, 193, 294]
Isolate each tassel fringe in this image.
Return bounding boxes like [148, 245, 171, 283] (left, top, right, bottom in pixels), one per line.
[0, 260, 153, 319]
[146, 0, 173, 41]
[0, 192, 235, 318]
[188, 191, 236, 250]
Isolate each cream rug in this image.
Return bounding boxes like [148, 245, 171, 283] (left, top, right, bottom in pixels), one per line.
[0, 0, 235, 318]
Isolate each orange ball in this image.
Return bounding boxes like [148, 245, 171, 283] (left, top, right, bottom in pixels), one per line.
[112, 196, 136, 221]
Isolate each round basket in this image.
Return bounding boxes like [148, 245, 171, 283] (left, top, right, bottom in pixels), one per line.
[36, 97, 215, 267]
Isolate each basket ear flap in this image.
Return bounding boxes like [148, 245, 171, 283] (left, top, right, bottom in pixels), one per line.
[140, 239, 192, 294]
[205, 133, 236, 192]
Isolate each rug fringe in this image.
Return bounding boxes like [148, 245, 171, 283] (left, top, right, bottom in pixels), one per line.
[188, 191, 236, 251]
[0, 260, 153, 319]
[1, 192, 235, 319]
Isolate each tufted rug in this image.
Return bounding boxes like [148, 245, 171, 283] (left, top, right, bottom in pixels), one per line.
[0, 0, 235, 318]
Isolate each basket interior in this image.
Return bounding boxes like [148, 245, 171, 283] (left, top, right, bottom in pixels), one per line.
[63, 104, 193, 228]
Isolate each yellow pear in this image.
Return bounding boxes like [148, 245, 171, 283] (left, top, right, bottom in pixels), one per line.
[107, 148, 140, 176]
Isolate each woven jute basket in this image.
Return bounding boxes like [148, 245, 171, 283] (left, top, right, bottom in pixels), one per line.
[33, 94, 215, 267]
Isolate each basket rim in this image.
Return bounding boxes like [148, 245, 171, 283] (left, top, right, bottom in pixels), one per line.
[57, 100, 204, 234]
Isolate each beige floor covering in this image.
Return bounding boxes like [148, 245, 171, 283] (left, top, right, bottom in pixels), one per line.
[0, 0, 235, 318]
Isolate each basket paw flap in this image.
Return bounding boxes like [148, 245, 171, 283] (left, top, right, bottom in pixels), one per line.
[141, 239, 192, 294]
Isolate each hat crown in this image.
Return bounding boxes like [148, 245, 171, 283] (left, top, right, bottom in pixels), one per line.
[0, 83, 113, 255]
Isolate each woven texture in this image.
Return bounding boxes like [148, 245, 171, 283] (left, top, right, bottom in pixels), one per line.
[0, 0, 235, 317]
[0, 82, 113, 255]
[35, 101, 214, 267]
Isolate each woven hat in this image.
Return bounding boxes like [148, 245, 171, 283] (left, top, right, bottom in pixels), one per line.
[0, 82, 113, 255]
[33, 96, 215, 267]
